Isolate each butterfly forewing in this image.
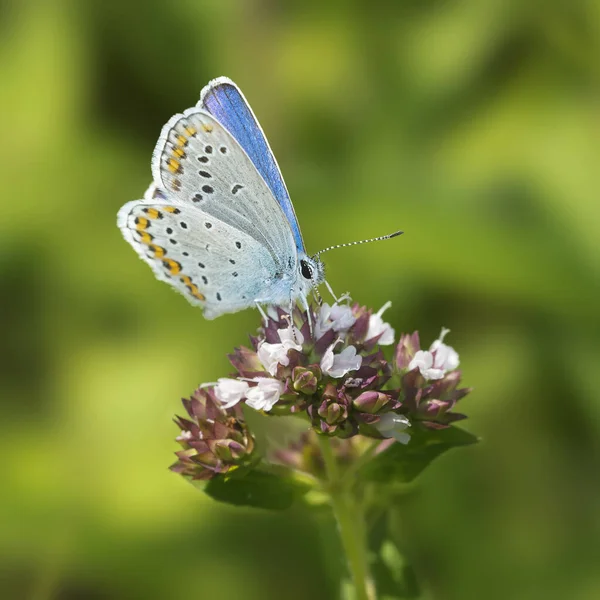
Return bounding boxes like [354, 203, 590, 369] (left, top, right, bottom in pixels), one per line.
[199, 77, 305, 253]
[151, 108, 293, 262]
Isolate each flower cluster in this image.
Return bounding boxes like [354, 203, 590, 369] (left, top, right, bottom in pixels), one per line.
[170, 387, 255, 480]
[171, 300, 472, 479]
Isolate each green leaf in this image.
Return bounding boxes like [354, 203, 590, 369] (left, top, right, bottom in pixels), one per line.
[360, 426, 478, 484]
[204, 468, 310, 510]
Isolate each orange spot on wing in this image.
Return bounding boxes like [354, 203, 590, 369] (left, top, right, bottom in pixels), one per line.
[138, 231, 153, 244]
[135, 217, 150, 230]
[162, 259, 182, 275]
[144, 208, 162, 219]
[175, 134, 187, 147]
[173, 147, 186, 158]
[167, 158, 181, 173]
[149, 245, 165, 258]
[202, 124, 213, 133]
[188, 283, 205, 301]
[164, 206, 181, 214]
[185, 126, 197, 137]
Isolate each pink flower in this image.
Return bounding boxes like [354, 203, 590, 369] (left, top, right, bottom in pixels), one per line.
[321, 342, 362, 378]
[409, 328, 459, 380]
[257, 325, 303, 375]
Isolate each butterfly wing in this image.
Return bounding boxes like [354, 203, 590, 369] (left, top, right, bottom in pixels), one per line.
[199, 77, 305, 253]
[118, 109, 299, 318]
[118, 200, 287, 318]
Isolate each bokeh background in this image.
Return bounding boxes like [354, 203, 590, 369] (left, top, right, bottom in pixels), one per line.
[2, 1, 599, 598]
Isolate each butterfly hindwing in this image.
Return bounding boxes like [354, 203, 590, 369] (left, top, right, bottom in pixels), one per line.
[117, 200, 285, 318]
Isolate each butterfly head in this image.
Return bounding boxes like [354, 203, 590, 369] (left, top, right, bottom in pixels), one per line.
[297, 254, 325, 295]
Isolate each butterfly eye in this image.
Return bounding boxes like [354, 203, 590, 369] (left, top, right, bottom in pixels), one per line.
[300, 259, 313, 280]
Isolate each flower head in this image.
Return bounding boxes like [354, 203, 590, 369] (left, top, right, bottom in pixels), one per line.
[170, 387, 255, 480]
[172, 301, 474, 482]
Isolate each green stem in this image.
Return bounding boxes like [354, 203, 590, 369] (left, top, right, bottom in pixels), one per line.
[318, 436, 374, 600]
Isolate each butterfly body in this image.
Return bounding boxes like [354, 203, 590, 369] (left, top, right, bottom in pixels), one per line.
[117, 79, 324, 319]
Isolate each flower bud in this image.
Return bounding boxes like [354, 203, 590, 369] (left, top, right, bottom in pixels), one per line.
[227, 346, 265, 376]
[292, 366, 319, 395]
[353, 391, 391, 414]
[318, 399, 347, 425]
[322, 382, 339, 401]
[417, 399, 450, 420]
[211, 439, 247, 462]
[395, 331, 421, 370]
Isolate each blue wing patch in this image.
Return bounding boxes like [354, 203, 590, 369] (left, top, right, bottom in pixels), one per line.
[199, 77, 305, 253]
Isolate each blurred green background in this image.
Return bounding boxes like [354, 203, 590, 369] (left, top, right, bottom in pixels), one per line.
[2, 0, 599, 598]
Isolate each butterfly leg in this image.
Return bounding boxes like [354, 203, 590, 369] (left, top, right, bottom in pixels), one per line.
[335, 291, 352, 305]
[296, 293, 314, 339]
[324, 280, 338, 302]
[255, 302, 269, 329]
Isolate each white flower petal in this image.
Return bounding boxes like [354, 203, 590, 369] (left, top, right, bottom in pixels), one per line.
[375, 413, 411, 444]
[429, 328, 459, 372]
[314, 303, 356, 339]
[257, 341, 290, 376]
[245, 378, 284, 411]
[329, 304, 356, 332]
[408, 350, 433, 372]
[277, 325, 303, 349]
[366, 301, 395, 345]
[321, 342, 362, 378]
[409, 328, 460, 380]
[320, 343, 335, 373]
[214, 378, 249, 408]
[443, 347, 460, 371]
[423, 368, 445, 380]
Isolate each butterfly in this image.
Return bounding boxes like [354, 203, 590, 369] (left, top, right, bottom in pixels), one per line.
[117, 77, 400, 321]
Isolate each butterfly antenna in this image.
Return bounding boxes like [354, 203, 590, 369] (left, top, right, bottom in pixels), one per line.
[313, 230, 403, 258]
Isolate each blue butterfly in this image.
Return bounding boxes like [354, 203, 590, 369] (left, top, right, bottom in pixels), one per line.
[118, 77, 399, 321]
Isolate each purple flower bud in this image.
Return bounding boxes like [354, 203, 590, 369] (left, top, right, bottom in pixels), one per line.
[395, 331, 421, 370]
[322, 382, 339, 401]
[292, 366, 320, 395]
[418, 399, 451, 419]
[317, 399, 348, 425]
[212, 439, 247, 462]
[227, 346, 265, 377]
[353, 391, 390, 414]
